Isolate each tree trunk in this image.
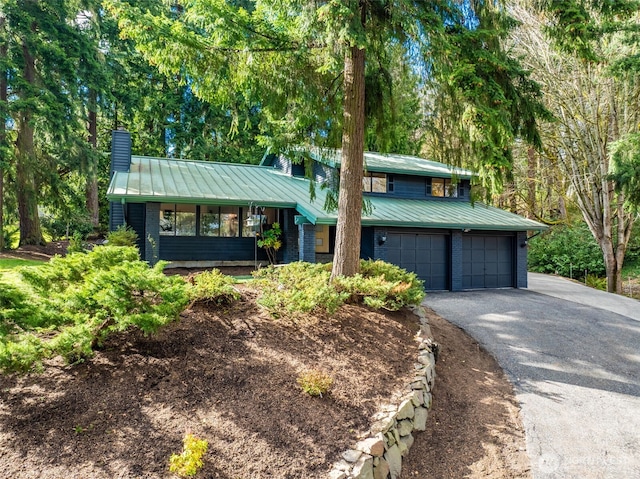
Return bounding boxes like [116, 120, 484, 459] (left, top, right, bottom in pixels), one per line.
[16, 39, 43, 246]
[614, 193, 634, 292]
[0, 15, 6, 250]
[331, 43, 366, 279]
[86, 88, 100, 228]
[16, 117, 43, 246]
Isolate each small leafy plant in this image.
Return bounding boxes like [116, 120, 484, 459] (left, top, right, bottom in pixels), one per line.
[297, 369, 333, 397]
[169, 433, 208, 477]
[257, 222, 282, 265]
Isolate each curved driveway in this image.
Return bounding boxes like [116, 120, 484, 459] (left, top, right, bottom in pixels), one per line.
[424, 273, 640, 479]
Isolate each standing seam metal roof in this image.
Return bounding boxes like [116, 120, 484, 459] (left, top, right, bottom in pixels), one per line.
[107, 156, 546, 231]
[264, 149, 475, 179]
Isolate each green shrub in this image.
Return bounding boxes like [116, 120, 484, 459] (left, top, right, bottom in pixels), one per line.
[188, 269, 240, 304]
[0, 246, 190, 373]
[67, 232, 88, 254]
[355, 260, 426, 309]
[169, 433, 208, 477]
[252, 260, 425, 317]
[297, 369, 333, 397]
[528, 222, 605, 279]
[252, 262, 348, 316]
[0, 282, 52, 335]
[106, 225, 139, 247]
[41, 213, 94, 241]
[585, 274, 607, 291]
[20, 246, 141, 294]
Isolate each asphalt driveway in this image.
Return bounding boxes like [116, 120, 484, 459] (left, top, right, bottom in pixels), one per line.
[424, 273, 640, 479]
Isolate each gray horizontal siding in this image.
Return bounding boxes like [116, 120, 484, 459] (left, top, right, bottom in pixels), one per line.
[385, 175, 470, 199]
[126, 203, 146, 257]
[159, 236, 270, 262]
[389, 175, 426, 198]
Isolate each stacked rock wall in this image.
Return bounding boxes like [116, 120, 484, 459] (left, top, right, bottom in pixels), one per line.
[328, 305, 438, 479]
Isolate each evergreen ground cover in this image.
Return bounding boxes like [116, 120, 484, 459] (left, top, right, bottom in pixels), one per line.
[0, 246, 190, 373]
[0, 258, 46, 271]
[1, 248, 425, 373]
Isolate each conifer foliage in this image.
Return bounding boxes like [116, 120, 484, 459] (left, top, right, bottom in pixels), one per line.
[0, 246, 190, 372]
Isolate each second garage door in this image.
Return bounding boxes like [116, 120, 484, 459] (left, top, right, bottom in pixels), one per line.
[386, 233, 449, 290]
[462, 235, 514, 289]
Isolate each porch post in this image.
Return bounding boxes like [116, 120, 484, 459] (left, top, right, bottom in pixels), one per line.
[298, 223, 316, 263]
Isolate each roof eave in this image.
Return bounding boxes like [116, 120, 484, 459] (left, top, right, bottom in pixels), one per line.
[106, 194, 297, 209]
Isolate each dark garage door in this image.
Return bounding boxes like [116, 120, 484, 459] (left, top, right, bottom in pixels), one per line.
[462, 235, 513, 289]
[386, 233, 449, 290]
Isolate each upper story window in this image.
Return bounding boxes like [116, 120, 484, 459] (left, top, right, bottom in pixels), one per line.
[363, 172, 387, 193]
[429, 178, 458, 198]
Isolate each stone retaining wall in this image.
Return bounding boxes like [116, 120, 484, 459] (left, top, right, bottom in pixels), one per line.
[328, 305, 438, 479]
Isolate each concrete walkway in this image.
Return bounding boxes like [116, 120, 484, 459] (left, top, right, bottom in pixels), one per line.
[424, 275, 640, 479]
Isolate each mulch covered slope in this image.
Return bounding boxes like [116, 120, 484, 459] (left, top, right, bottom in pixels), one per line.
[0, 291, 420, 479]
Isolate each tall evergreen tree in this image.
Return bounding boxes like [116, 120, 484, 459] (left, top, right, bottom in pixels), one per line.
[0, 13, 7, 249]
[2, 0, 99, 245]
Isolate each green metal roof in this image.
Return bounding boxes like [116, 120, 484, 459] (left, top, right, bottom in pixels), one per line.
[266, 148, 475, 179]
[303, 196, 547, 231]
[108, 156, 307, 208]
[107, 155, 546, 231]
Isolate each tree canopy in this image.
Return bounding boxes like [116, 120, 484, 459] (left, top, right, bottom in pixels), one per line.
[109, 0, 549, 275]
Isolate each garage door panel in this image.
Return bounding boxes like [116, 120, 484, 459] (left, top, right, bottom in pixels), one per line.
[402, 250, 416, 264]
[387, 249, 401, 265]
[386, 232, 448, 290]
[484, 275, 499, 288]
[402, 235, 416, 249]
[462, 235, 513, 289]
[386, 234, 402, 249]
[416, 235, 431, 249]
[485, 263, 498, 275]
[485, 249, 498, 262]
[431, 263, 447, 276]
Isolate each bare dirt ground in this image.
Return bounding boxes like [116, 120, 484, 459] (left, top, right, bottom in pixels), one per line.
[400, 311, 531, 479]
[1, 246, 530, 478]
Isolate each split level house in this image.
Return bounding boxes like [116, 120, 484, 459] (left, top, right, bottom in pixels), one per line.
[107, 130, 546, 291]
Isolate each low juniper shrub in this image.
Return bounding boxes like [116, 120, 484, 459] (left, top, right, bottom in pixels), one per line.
[0, 246, 190, 373]
[252, 259, 425, 317]
[188, 269, 240, 304]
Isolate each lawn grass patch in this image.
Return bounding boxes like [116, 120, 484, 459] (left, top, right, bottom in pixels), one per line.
[0, 258, 46, 271]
